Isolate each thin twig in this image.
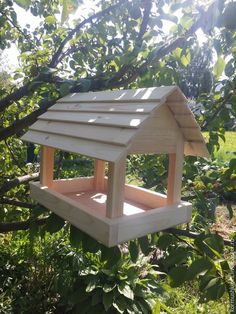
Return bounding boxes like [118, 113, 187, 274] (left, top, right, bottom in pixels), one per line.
[4, 139, 27, 174]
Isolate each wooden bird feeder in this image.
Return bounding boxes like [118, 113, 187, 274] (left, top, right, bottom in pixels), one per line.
[22, 86, 209, 247]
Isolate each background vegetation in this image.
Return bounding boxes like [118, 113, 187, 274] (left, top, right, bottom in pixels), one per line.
[0, 0, 235, 313]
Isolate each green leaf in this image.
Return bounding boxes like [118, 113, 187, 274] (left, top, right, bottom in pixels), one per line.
[103, 291, 114, 311]
[138, 235, 149, 255]
[113, 296, 127, 313]
[129, 241, 139, 263]
[59, 82, 72, 97]
[15, 0, 31, 9]
[91, 290, 102, 306]
[69, 225, 84, 248]
[118, 284, 134, 300]
[168, 266, 188, 287]
[204, 278, 225, 301]
[204, 234, 224, 254]
[152, 300, 160, 314]
[157, 234, 174, 250]
[44, 213, 65, 234]
[137, 299, 150, 314]
[213, 56, 225, 79]
[194, 235, 222, 258]
[79, 79, 92, 92]
[227, 204, 233, 219]
[101, 246, 121, 267]
[186, 258, 213, 280]
[85, 276, 100, 293]
[181, 52, 191, 67]
[166, 247, 189, 267]
[103, 283, 116, 293]
[82, 234, 100, 253]
[45, 16, 56, 25]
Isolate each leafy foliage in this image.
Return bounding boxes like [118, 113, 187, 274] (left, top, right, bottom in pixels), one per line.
[0, 0, 235, 312]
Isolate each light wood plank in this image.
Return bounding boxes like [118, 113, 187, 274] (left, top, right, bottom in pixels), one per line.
[30, 120, 135, 145]
[52, 177, 94, 193]
[57, 86, 177, 103]
[167, 101, 190, 114]
[40, 146, 54, 187]
[181, 127, 202, 141]
[166, 88, 187, 102]
[39, 111, 148, 129]
[115, 202, 192, 245]
[94, 160, 105, 191]
[49, 102, 159, 114]
[30, 182, 112, 246]
[128, 106, 181, 154]
[106, 156, 126, 218]
[22, 130, 125, 162]
[184, 141, 210, 158]
[167, 134, 184, 204]
[30, 181, 192, 247]
[124, 183, 167, 208]
[174, 112, 197, 128]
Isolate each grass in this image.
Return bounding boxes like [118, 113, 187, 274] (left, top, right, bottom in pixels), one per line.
[164, 284, 230, 314]
[203, 131, 236, 162]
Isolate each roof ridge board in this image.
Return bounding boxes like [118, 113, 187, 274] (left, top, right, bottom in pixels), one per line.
[56, 99, 164, 103]
[57, 86, 178, 103]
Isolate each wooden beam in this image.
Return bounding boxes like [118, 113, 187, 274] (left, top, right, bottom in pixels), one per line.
[106, 156, 126, 218]
[40, 146, 54, 187]
[167, 135, 184, 205]
[94, 159, 105, 191]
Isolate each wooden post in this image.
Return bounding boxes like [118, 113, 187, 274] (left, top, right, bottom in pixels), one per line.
[167, 135, 184, 205]
[94, 159, 105, 191]
[40, 146, 55, 187]
[106, 156, 126, 218]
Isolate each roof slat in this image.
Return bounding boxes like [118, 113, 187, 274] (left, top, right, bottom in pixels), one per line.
[181, 127, 202, 141]
[30, 120, 135, 145]
[39, 111, 148, 128]
[174, 113, 197, 128]
[22, 130, 125, 162]
[184, 142, 209, 158]
[49, 102, 159, 114]
[57, 86, 177, 103]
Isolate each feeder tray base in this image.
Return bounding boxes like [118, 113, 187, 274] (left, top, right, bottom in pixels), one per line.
[30, 177, 192, 247]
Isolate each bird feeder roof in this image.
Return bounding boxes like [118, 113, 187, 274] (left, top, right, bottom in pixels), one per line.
[22, 86, 209, 161]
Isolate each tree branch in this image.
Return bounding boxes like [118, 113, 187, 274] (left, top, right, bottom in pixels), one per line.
[0, 1, 127, 114]
[0, 172, 39, 196]
[0, 73, 54, 113]
[0, 197, 35, 209]
[0, 218, 47, 232]
[0, 220, 233, 248]
[165, 227, 234, 247]
[0, 98, 57, 141]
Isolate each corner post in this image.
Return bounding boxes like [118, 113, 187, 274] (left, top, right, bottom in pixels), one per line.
[167, 135, 184, 205]
[94, 159, 105, 191]
[106, 155, 126, 218]
[40, 146, 55, 188]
